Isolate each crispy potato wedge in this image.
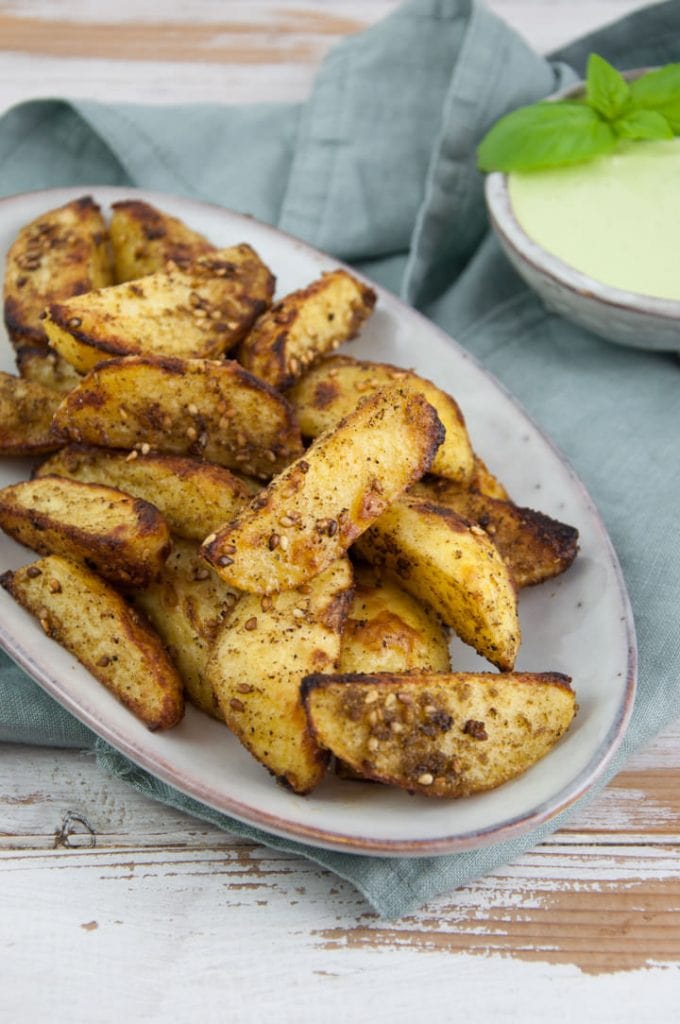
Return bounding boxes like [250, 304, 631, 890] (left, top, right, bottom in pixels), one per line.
[303, 671, 575, 797]
[0, 476, 171, 587]
[354, 495, 520, 670]
[134, 538, 240, 719]
[288, 355, 475, 483]
[0, 372, 63, 456]
[238, 270, 376, 390]
[202, 385, 444, 594]
[15, 347, 82, 394]
[3, 196, 113, 352]
[471, 456, 510, 501]
[208, 557, 354, 793]
[44, 244, 275, 372]
[109, 199, 215, 282]
[339, 566, 451, 673]
[36, 445, 251, 541]
[51, 355, 304, 478]
[1, 555, 184, 729]
[410, 478, 579, 588]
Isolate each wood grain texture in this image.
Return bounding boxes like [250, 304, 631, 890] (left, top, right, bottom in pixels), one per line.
[0, 1, 678, 1014]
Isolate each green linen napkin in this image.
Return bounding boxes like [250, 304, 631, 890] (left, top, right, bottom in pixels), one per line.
[1, 0, 679, 919]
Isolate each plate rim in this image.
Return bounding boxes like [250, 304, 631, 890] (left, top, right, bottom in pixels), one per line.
[0, 184, 638, 856]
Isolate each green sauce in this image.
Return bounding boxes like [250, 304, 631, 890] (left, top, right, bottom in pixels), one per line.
[508, 139, 680, 301]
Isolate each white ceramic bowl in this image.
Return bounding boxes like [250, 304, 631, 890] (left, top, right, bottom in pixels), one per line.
[484, 75, 680, 354]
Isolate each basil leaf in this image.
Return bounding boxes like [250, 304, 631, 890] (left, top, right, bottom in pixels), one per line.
[586, 53, 631, 120]
[613, 108, 674, 140]
[477, 102, 617, 172]
[630, 65, 680, 132]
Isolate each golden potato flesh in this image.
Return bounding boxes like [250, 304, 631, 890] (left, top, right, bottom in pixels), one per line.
[51, 355, 304, 479]
[0, 476, 171, 588]
[303, 671, 575, 797]
[287, 355, 475, 484]
[202, 385, 445, 595]
[37, 445, 251, 542]
[15, 347, 82, 394]
[3, 196, 113, 352]
[0, 371, 63, 456]
[411, 478, 579, 588]
[238, 270, 376, 391]
[134, 538, 240, 720]
[339, 567, 451, 674]
[1, 555, 184, 730]
[109, 199, 215, 282]
[208, 557, 354, 793]
[354, 495, 520, 670]
[44, 244, 275, 372]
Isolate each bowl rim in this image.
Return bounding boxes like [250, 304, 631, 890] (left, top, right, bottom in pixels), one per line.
[485, 67, 680, 325]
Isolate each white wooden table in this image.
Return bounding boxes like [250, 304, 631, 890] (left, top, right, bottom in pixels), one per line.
[1, 3, 678, 1020]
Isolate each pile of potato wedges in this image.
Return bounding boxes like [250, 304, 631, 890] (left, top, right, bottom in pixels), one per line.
[0, 195, 579, 797]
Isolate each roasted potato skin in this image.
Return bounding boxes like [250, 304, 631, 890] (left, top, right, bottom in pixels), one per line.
[287, 355, 475, 484]
[3, 196, 113, 352]
[0, 476, 171, 588]
[51, 355, 304, 479]
[202, 385, 445, 594]
[134, 537, 240, 719]
[411, 478, 579, 588]
[238, 270, 376, 390]
[339, 566, 451, 674]
[208, 557, 354, 793]
[109, 199, 215, 282]
[355, 495, 520, 671]
[1, 555, 184, 729]
[36, 445, 251, 541]
[303, 671, 575, 797]
[44, 244, 276, 371]
[0, 371, 63, 456]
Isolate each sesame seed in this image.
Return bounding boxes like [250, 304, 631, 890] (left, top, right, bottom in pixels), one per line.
[391, 721, 404, 734]
[119, 408, 128, 421]
[203, 532, 217, 546]
[268, 533, 280, 550]
[385, 693, 396, 708]
[299, 460, 310, 474]
[229, 698, 244, 712]
[68, 317, 82, 328]
[96, 655, 111, 667]
[193, 566, 210, 580]
[292, 608, 305, 619]
[417, 772, 434, 786]
[244, 617, 258, 631]
[48, 578, 62, 594]
[397, 692, 413, 705]
[236, 683, 253, 694]
[279, 515, 295, 527]
[278, 535, 289, 551]
[125, 450, 139, 462]
[186, 426, 198, 441]
[367, 737, 379, 752]
[140, 442, 151, 455]
[218, 555, 234, 567]
[26, 566, 42, 578]
[364, 690, 379, 705]
[266, 449, 277, 463]
[260, 595, 273, 612]
[187, 403, 198, 416]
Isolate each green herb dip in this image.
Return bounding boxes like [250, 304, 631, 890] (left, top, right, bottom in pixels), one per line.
[508, 138, 680, 301]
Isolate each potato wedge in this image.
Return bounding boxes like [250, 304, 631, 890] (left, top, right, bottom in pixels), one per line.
[208, 557, 354, 793]
[288, 355, 475, 483]
[410, 478, 579, 588]
[134, 538, 240, 719]
[3, 196, 113, 352]
[51, 355, 304, 479]
[1, 555, 183, 729]
[339, 566, 451, 673]
[303, 671, 575, 797]
[202, 385, 445, 594]
[36, 445, 251, 542]
[471, 456, 510, 501]
[238, 270, 376, 390]
[0, 372, 63, 456]
[109, 199, 215, 282]
[354, 495, 520, 670]
[44, 244, 275, 372]
[15, 347, 82, 394]
[0, 476, 171, 588]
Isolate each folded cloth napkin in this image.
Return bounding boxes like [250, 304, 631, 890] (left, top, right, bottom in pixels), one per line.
[1, 0, 679, 919]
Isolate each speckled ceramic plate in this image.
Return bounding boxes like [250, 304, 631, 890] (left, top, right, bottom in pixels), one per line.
[0, 186, 637, 855]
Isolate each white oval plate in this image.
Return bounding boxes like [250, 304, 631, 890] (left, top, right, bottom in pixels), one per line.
[0, 186, 637, 855]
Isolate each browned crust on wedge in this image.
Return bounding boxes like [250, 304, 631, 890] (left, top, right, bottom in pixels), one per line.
[0, 476, 171, 587]
[302, 671, 575, 798]
[109, 199, 216, 282]
[1, 555, 184, 729]
[0, 371, 64, 456]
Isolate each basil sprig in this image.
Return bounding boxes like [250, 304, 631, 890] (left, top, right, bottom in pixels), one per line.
[478, 54, 679, 173]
